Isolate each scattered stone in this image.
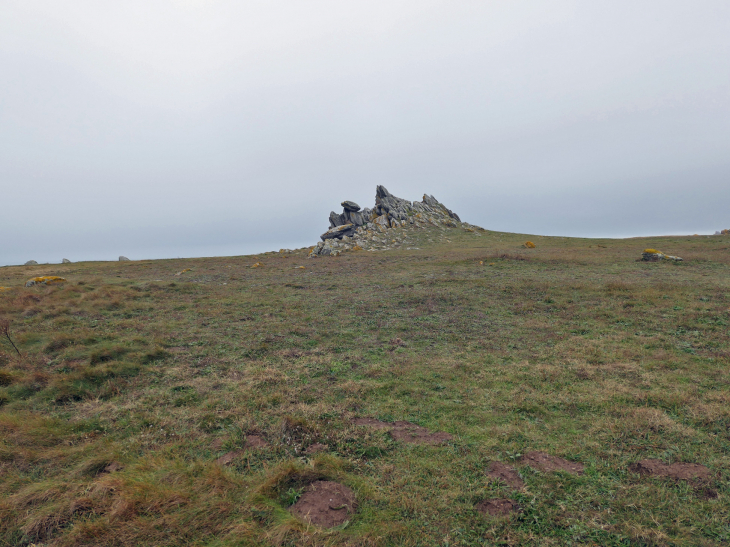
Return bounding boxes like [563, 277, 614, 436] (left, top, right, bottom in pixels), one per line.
[630, 459, 711, 482]
[251, 262, 264, 268]
[119, 256, 130, 261]
[62, 258, 71, 264]
[476, 498, 520, 516]
[295, 266, 305, 269]
[486, 462, 525, 490]
[305, 443, 328, 455]
[24, 260, 38, 266]
[642, 249, 682, 261]
[353, 418, 453, 445]
[175, 268, 192, 276]
[25, 276, 67, 288]
[289, 480, 357, 528]
[520, 451, 584, 475]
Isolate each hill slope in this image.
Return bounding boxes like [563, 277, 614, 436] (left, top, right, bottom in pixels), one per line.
[1, 228, 729, 546]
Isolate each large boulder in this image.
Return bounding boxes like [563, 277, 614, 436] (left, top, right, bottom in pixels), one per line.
[119, 256, 130, 261]
[24, 260, 38, 266]
[62, 258, 71, 264]
[329, 211, 346, 228]
[341, 200, 361, 212]
[321, 224, 357, 241]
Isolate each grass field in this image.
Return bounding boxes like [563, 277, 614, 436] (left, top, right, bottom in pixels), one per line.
[1, 227, 729, 546]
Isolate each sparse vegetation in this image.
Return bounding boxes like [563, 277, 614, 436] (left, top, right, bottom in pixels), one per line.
[0, 228, 729, 546]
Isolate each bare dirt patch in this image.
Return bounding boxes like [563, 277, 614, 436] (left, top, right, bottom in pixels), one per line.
[353, 418, 453, 445]
[486, 461, 524, 489]
[245, 435, 268, 449]
[289, 480, 356, 528]
[630, 459, 711, 482]
[305, 443, 328, 455]
[520, 451, 584, 475]
[476, 498, 520, 516]
[215, 435, 269, 465]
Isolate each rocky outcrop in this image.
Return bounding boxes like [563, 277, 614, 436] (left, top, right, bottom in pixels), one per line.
[310, 186, 481, 257]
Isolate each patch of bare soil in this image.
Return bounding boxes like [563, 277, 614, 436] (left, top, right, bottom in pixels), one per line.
[353, 418, 453, 445]
[215, 435, 269, 465]
[520, 451, 584, 475]
[630, 459, 711, 482]
[245, 435, 268, 449]
[305, 443, 328, 455]
[289, 480, 356, 528]
[476, 498, 520, 516]
[101, 462, 124, 474]
[486, 461, 524, 489]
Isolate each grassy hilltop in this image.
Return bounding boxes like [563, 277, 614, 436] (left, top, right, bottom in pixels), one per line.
[1, 227, 729, 546]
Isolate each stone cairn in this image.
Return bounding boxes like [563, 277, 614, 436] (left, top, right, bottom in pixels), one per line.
[309, 185, 481, 257]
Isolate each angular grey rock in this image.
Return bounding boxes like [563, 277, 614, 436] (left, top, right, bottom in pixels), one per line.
[62, 258, 71, 264]
[24, 260, 38, 266]
[341, 200, 361, 212]
[344, 210, 365, 226]
[321, 224, 356, 241]
[119, 256, 130, 261]
[329, 211, 346, 228]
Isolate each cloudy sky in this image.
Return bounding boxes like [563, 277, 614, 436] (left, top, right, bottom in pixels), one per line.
[2, 1, 729, 265]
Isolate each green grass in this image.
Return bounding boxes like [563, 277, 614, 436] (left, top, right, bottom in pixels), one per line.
[0, 228, 729, 546]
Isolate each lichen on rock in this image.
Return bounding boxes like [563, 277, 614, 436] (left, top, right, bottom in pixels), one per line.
[25, 276, 66, 288]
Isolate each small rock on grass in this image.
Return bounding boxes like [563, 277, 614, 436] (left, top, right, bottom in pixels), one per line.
[25, 276, 66, 288]
[289, 480, 356, 528]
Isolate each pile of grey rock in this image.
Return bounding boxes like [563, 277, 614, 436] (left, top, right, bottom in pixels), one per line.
[309, 185, 480, 257]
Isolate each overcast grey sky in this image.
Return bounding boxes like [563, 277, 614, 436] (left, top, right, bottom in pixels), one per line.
[2, 1, 729, 265]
